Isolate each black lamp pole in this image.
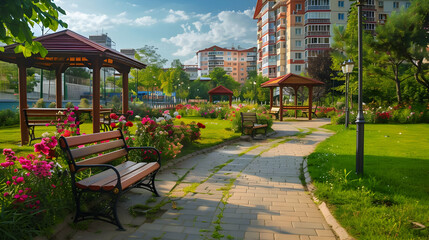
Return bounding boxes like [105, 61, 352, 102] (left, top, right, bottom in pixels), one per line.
[356, 0, 365, 175]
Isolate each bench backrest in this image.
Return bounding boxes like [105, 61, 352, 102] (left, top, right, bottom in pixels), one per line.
[24, 109, 66, 126]
[241, 112, 258, 124]
[59, 130, 127, 173]
[270, 107, 280, 113]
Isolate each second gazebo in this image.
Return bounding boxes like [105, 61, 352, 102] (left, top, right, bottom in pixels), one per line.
[208, 85, 233, 107]
[261, 73, 324, 121]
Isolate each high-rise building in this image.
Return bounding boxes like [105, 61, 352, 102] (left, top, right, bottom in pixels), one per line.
[196, 46, 257, 84]
[254, 0, 410, 78]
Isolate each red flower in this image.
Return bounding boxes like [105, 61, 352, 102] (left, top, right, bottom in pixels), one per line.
[62, 130, 71, 137]
[125, 121, 133, 127]
[197, 122, 206, 129]
[176, 115, 181, 119]
[110, 123, 117, 129]
[110, 113, 119, 120]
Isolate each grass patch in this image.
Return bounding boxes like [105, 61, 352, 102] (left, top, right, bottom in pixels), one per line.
[307, 124, 429, 239]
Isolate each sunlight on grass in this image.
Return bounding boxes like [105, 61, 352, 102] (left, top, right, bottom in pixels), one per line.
[308, 124, 429, 240]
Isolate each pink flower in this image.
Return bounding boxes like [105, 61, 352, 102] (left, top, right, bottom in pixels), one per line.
[51, 184, 56, 188]
[74, 106, 79, 111]
[34, 143, 50, 155]
[3, 192, 9, 197]
[127, 110, 134, 116]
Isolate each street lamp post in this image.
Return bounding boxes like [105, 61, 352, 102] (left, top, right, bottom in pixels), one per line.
[342, 59, 354, 128]
[356, 0, 365, 175]
[253, 81, 256, 103]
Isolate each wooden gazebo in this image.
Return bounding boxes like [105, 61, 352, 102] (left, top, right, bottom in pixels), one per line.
[0, 30, 146, 145]
[208, 85, 233, 107]
[261, 73, 324, 121]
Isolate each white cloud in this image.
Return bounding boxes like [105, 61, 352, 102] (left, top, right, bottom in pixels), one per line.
[193, 21, 202, 32]
[62, 11, 158, 32]
[184, 55, 197, 65]
[164, 9, 189, 23]
[196, 13, 212, 22]
[162, 9, 256, 57]
[70, 3, 78, 8]
[135, 16, 157, 26]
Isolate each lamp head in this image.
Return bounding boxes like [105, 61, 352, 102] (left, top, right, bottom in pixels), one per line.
[345, 59, 355, 73]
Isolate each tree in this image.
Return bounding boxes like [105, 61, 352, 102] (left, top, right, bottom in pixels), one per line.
[0, 0, 67, 57]
[307, 50, 334, 94]
[135, 45, 167, 68]
[401, 0, 429, 93]
[373, 10, 414, 103]
[208, 67, 240, 91]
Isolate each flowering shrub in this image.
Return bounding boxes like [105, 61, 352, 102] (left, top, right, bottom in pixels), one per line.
[375, 111, 391, 123]
[0, 140, 72, 238]
[315, 107, 339, 118]
[48, 106, 81, 137]
[125, 112, 204, 161]
[176, 104, 201, 117]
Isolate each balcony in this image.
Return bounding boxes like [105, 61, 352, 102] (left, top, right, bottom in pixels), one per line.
[306, 31, 330, 37]
[365, 17, 375, 22]
[247, 57, 256, 62]
[306, 43, 330, 49]
[276, 35, 285, 41]
[307, 5, 330, 10]
[277, 23, 286, 29]
[268, 40, 276, 44]
[268, 73, 277, 78]
[363, 4, 376, 9]
[305, 19, 330, 24]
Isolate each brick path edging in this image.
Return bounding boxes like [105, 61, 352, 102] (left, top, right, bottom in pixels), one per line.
[302, 158, 355, 240]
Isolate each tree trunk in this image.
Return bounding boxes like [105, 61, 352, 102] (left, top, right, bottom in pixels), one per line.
[393, 64, 402, 104]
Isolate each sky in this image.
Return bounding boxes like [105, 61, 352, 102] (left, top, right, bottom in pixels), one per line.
[42, 0, 258, 67]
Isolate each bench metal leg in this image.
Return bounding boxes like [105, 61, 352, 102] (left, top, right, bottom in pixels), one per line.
[28, 126, 36, 145]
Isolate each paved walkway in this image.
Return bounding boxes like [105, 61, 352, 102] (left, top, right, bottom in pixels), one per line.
[62, 119, 335, 240]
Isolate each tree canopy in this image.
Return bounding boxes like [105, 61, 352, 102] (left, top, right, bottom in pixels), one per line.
[0, 0, 68, 57]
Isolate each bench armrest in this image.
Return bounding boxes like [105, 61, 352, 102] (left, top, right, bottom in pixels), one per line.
[128, 147, 161, 166]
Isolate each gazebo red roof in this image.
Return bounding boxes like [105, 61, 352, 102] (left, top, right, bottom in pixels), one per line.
[0, 29, 146, 71]
[261, 73, 324, 87]
[208, 85, 233, 95]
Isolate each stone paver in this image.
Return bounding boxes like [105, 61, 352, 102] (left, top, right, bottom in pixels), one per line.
[57, 119, 336, 240]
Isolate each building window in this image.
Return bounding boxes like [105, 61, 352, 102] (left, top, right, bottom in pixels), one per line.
[241, 73, 244, 76]
[338, 1, 344, 7]
[295, 65, 301, 72]
[338, 13, 345, 20]
[296, 4, 302, 10]
[295, 28, 301, 35]
[393, 2, 399, 8]
[405, 2, 410, 8]
[295, 16, 302, 23]
[296, 40, 302, 47]
[295, 53, 302, 59]
[378, 1, 384, 7]
[240, 58, 245, 61]
[241, 68, 244, 71]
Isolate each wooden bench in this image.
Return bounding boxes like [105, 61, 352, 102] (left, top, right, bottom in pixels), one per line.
[240, 112, 268, 139]
[302, 106, 318, 118]
[23, 108, 67, 145]
[269, 107, 280, 119]
[59, 130, 161, 230]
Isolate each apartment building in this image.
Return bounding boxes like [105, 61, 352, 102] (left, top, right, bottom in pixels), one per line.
[254, 0, 410, 78]
[196, 46, 257, 84]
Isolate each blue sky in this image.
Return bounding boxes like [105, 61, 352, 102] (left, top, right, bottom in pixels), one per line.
[44, 0, 257, 66]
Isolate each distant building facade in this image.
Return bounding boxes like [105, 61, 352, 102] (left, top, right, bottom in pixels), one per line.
[253, 0, 411, 78]
[196, 46, 257, 84]
[183, 65, 199, 80]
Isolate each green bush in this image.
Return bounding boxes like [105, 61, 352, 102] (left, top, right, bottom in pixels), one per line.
[0, 109, 19, 127]
[65, 102, 74, 108]
[33, 98, 46, 108]
[48, 102, 56, 108]
[78, 98, 90, 108]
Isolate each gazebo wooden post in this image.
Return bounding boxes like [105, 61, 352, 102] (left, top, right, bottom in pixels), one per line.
[18, 60, 29, 145]
[308, 86, 313, 120]
[269, 87, 273, 109]
[293, 86, 298, 118]
[228, 95, 232, 107]
[92, 59, 101, 133]
[209, 94, 213, 103]
[122, 69, 130, 114]
[55, 66, 64, 108]
[279, 86, 283, 121]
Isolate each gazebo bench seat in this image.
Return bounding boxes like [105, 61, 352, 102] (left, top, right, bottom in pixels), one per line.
[269, 107, 280, 119]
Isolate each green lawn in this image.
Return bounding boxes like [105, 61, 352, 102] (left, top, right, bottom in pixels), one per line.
[0, 116, 239, 161]
[307, 124, 429, 239]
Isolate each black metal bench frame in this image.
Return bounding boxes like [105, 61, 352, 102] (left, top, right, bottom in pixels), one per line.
[59, 129, 161, 230]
